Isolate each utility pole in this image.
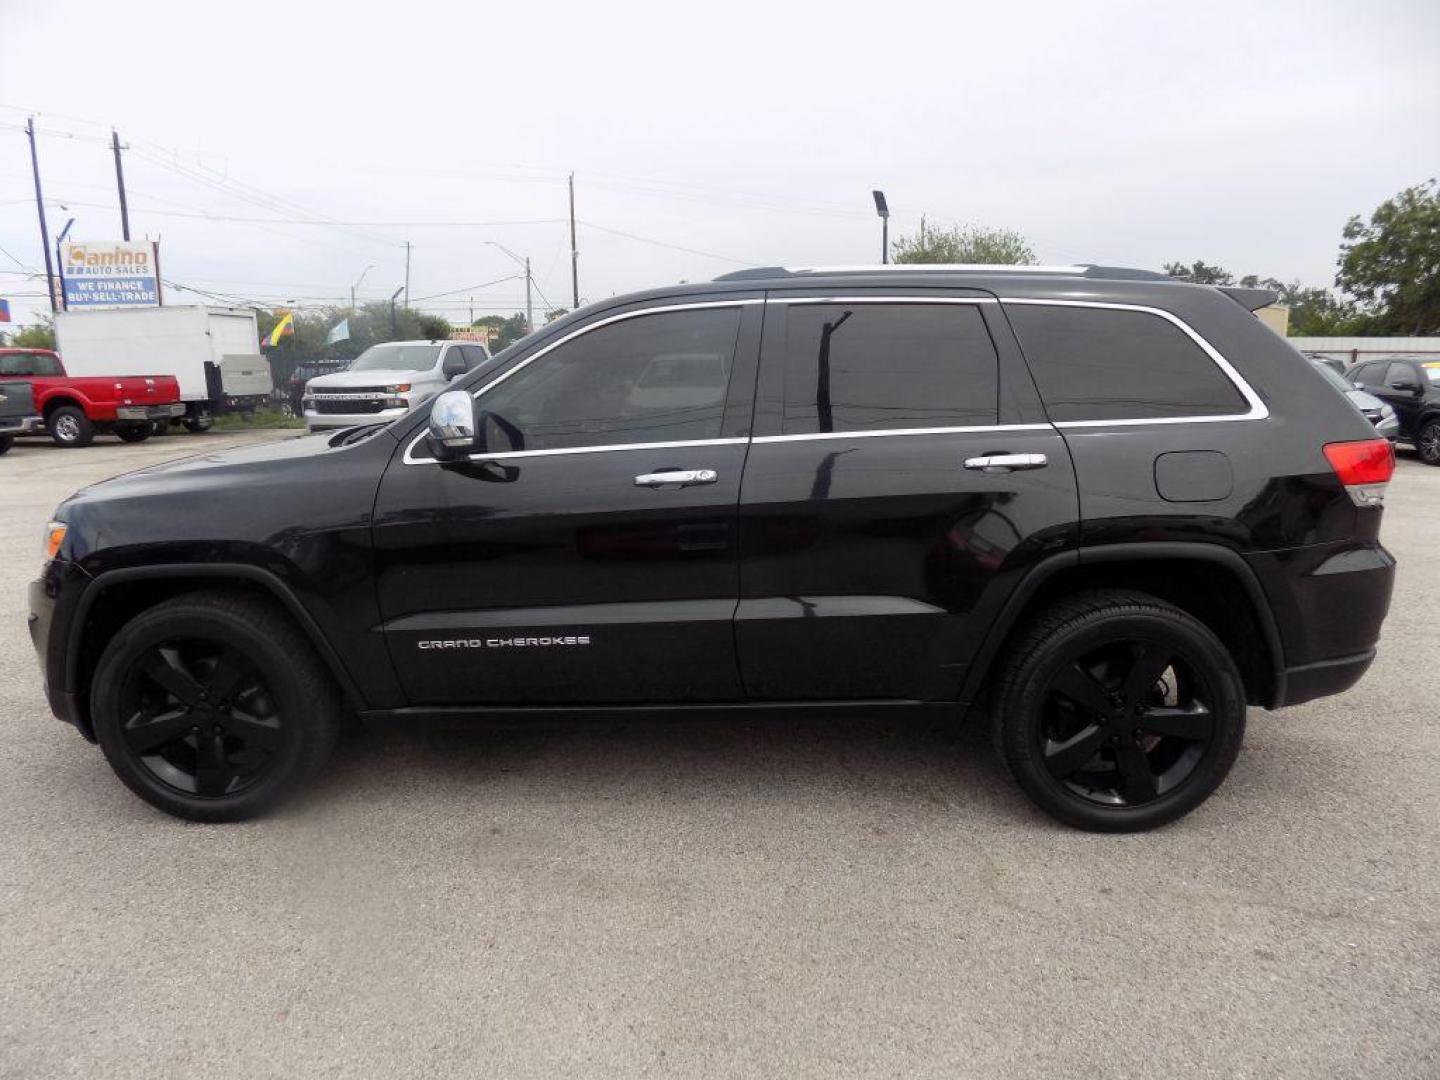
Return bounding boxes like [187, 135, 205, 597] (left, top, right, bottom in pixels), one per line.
[568, 172, 579, 308]
[469, 297, 474, 324]
[26, 117, 57, 313]
[524, 256, 533, 334]
[390, 286, 403, 338]
[920, 214, 926, 248]
[404, 241, 411, 308]
[112, 130, 131, 241]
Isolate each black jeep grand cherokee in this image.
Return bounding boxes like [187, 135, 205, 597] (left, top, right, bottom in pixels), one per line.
[29, 265, 1396, 831]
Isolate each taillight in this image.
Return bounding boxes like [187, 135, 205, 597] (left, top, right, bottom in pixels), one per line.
[1324, 438, 1394, 506]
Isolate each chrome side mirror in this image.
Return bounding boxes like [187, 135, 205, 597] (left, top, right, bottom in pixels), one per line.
[427, 389, 476, 459]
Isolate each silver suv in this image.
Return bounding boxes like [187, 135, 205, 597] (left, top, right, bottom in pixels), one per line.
[303, 340, 490, 431]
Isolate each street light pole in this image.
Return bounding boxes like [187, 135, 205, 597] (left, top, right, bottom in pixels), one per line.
[54, 218, 75, 311]
[26, 117, 57, 313]
[351, 264, 373, 314]
[872, 190, 890, 265]
[390, 286, 403, 338]
[486, 242, 534, 334]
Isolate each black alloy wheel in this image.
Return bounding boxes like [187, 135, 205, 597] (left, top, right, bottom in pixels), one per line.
[993, 590, 1246, 832]
[118, 640, 283, 798]
[92, 592, 341, 821]
[1418, 418, 1440, 466]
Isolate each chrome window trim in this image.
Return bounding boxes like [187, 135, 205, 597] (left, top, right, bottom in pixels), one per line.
[403, 298, 760, 466]
[769, 295, 997, 305]
[752, 423, 1051, 445]
[998, 297, 1269, 427]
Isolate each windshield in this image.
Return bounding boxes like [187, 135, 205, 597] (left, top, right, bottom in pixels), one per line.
[349, 344, 442, 372]
[1311, 360, 1354, 392]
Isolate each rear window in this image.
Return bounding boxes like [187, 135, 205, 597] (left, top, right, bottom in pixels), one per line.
[1006, 305, 1248, 422]
[781, 303, 998, 434]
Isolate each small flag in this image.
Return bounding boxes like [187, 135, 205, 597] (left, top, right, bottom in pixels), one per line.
[325, 317, 350, 345]
[0, 299, 11, 323]
[263, 311, 295, 348]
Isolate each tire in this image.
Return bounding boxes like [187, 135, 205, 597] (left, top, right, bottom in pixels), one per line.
[991, 589, 1246, 832]
[183, 408, 214, 434]
[1418, 418, 1440, 466]
[48, 405, 95, 448]
[90, 591, 343, 822]
[115, 424, 152, 443]
[0, 434, 12, 455]
[148, 420, 169, 437]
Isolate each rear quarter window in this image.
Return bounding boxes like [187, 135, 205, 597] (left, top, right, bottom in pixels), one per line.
[1005, 304, 1248, 422]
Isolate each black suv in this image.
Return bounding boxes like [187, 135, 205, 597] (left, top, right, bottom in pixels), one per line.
[28, 265, 1397, 830]
[1345, 356, 1440, 464]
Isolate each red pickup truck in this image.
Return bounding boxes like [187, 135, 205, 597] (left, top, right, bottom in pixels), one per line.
[0, 348, 185, 448]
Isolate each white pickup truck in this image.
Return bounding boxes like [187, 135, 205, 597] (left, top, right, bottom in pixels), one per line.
[302, 339, 490, 432]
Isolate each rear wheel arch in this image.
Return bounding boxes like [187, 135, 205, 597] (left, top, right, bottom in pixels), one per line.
[962, 544, 1285, 712]
[68, 565, 364, 736]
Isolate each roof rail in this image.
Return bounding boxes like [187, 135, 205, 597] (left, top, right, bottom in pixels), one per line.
[714, 263, 1170, 283]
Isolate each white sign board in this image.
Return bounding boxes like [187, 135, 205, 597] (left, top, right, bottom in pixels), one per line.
[61, 241, 160, 309]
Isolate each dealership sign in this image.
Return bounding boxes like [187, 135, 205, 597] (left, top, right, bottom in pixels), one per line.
[61, 241, 160, 309]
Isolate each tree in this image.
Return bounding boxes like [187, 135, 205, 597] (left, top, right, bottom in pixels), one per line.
[1, 316, 56, 350]
[256, 304, 452, 386]
[471, 313, 529, 350]
[1337, 179, 1440, 335]
[544, 308, 570, 323]
[893, 223, 1036, 265]
[1163, 260, 1234, 285]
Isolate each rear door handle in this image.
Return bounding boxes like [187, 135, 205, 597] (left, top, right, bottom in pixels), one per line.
[963, 453, 1048, 472]
[634, 468, 718, 488]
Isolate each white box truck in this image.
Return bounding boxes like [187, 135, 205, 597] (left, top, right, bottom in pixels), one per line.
[54, 306, 273, 431]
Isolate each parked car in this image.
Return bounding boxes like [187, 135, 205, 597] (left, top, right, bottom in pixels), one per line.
[1304, 352, 1348, 376]
[30, 265, 1396, 830]
[0, 348, 185, 447]
[1309, 358, 1398, 440]
[302, 340, 491, 432]
[287, 357, 351, 417]
[0, 379, 43, 454]
[1346, 356, 1440, 464]
[55, 306, 273, 432]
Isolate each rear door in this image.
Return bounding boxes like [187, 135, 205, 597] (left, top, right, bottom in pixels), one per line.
[735, 289, 1078, 701]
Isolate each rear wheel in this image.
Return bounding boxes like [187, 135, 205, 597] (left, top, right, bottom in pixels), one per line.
[183, 408, 213, 433]
[992, 590, 1246, 832]
[1418, 418, 1440, 465]
[115, 424, 152, 443]
[48, 405, 94, 448]
[91, 592, 343, 822]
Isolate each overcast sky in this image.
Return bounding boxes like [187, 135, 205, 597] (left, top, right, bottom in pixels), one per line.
[2, 0, 1437, 330]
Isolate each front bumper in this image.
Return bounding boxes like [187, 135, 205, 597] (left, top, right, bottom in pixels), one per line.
[28, 558, 95, 740]
[0, 415, 45, 436]
[305, 406, 407, 431]
[116, 403, 186, 421]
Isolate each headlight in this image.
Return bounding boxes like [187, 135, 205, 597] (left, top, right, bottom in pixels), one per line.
[43, 521, 67, 561]
[384, 383, 412, 394]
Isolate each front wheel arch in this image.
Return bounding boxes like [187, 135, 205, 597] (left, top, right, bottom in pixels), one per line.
[68, 566, 366, 738]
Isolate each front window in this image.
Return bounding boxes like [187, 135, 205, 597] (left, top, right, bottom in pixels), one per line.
[349, 344, 442, 372]
[470, 307, 741, 453]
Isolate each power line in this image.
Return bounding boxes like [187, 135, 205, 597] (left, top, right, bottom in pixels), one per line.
[578, 221, 756, 266]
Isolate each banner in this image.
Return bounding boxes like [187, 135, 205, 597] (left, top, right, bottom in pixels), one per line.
[61, 241, 160, 309]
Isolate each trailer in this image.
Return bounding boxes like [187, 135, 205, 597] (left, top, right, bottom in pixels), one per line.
[54, 306, 273, 430]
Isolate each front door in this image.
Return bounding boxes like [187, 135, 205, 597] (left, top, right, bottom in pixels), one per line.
[373, 298, 762, 705]
[735, 291, 1079, 701]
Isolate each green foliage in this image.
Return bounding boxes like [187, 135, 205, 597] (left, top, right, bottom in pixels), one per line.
[211, 408, 305, 431]
[1337, 179, 1440, 335]
[545, 308, 570, 323]
[471, 313, 530, 350]
[892, 224, 1036, 265]
[1, 314, 56, 350]
[256, 303, 455, 386]
[1163, 261, 1234, 285]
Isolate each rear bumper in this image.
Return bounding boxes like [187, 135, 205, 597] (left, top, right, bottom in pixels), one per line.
[115, 403, 186, 421]
[1249, 541, 1395, 708]
[1281, 649, 1377, 707]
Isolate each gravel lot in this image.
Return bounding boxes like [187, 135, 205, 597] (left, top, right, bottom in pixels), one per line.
[1, 430, 1437, 1079]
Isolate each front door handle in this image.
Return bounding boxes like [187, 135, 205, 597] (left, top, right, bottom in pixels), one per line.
[634, 468, 718, 488]
[963, 453, 1048, 472]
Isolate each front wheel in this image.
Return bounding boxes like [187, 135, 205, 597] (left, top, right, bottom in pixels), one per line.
[992, 590, 1246, 832]
[91, 592, 343, 822]
[1418, 418, 1440, 466]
